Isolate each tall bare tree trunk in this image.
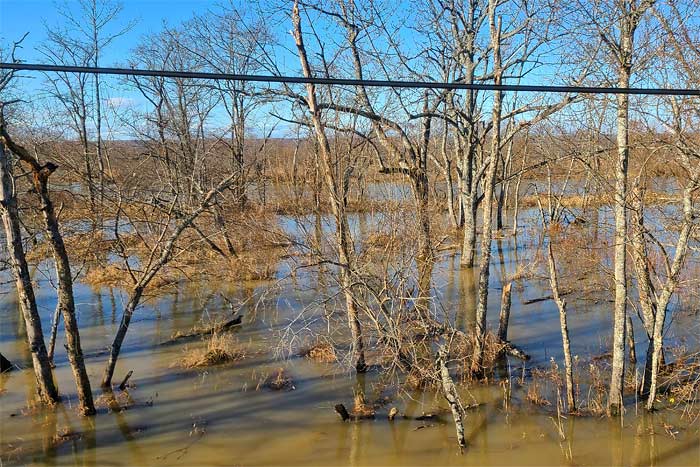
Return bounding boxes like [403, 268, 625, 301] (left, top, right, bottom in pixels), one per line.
[47, 303, 61, 365]
[461, 184, 478, 268]
[35, 183, 96, 415]
[292, 1, 366, 372]
[608, 27, 632, 417]
[630, 182, 657, 394]
[512, 151, 526, 235]
[0, 136, 59, 405]
[472, 0, 502, 374]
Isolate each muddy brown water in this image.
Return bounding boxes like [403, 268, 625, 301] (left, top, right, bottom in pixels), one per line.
[1, 208, 699, 466]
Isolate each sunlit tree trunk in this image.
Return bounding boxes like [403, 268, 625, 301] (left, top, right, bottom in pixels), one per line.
[472, 0, 502, 374]
[292, 1, 366, 371]
[0, 134, 59, 406]
[2, 129, 95, 415]
[547, 242, 576, 412]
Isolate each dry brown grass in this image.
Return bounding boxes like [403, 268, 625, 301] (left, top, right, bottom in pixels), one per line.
[405, 365, 436, 390]
[94, 391, 135, 412]
[351, 391, 376, 418]
[526, 380, 552, 406]
[83, 263, 175, 290]
[581, 360, 609, 416]
[663, 350, 700, 418]
[261, 368, 295, 391]
[176, 334, 245, 369]
[301, 341, 337, 363]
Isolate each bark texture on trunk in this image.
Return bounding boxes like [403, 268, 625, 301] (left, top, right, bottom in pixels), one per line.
[47, 303, 61, 365]
[438, 343, 467, 451]
[608, 21, 632, 417]
[102, 289, 142, 387]
[472, 1, 502, 374]
[645, 188, 694, 410]
[497, 282, 512, 343]
[0, 137, 59, 405]
[2, 128, 96, 415]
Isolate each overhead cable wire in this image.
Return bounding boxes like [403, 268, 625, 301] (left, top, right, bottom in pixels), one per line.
[2, 62, 700, 96]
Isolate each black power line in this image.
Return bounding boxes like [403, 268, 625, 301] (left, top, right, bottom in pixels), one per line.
[2, 62, 700, 96]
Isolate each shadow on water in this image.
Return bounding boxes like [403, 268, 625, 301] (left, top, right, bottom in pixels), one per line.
[1, 207, 699, 466]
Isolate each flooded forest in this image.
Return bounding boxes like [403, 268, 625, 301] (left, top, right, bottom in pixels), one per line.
[1, 0, 699, 465]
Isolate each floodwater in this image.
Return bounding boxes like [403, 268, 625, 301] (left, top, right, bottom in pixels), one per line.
[1, 204, 699, 466]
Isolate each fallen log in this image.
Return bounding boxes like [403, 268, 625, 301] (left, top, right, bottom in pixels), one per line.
[522, 290, 572, 305]
[160, 315, 242, 345]
[337, 404, 483, 423]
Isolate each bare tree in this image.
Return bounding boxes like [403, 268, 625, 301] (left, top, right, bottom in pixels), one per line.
[0, 39, 60, 407]
[1, 124, 96, 415]
[101, 171, 237, 387]
[582, 0, 656, 416]
[535, 155, 578, 412]
[0, 113, 59, 406]
[291, 0, 366, 371]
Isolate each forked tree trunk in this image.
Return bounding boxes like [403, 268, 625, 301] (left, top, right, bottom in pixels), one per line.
[3, 130, 96, 416]
[630, 183, 657, 395]
[102, 174, 236, 387]
[646, 188, 695, 410]
[0, 138, 59, 405]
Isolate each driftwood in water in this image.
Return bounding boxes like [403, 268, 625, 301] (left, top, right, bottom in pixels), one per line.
[521, 290, 572, 305]
[0, 352, 14, 372]
[337, 404, 482, 424]
[119, 370, 134, 391]
[160, 315, 242, 345]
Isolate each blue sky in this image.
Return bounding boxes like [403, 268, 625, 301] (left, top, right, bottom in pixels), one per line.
[1, 0, 211, 64]
[0, 0, 296, 137]
[2, 0, 691, 139]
